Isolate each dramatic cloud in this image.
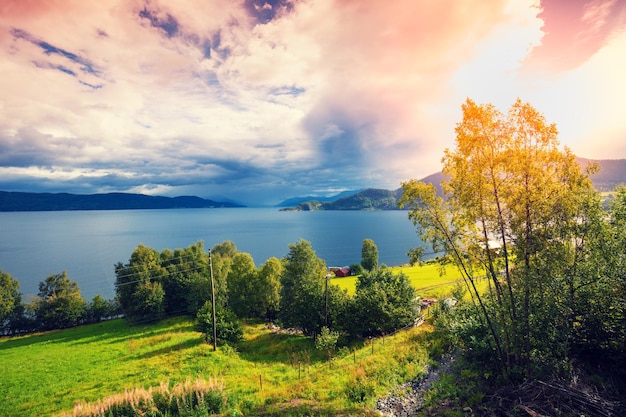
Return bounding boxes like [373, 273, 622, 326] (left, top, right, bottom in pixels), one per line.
[0, 0, 625, 205]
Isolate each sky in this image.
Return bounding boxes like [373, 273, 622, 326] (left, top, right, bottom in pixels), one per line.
[1, 0, 625, 206]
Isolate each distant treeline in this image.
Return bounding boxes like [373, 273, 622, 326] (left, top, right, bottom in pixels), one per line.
[1, 238, 418, 344]
[1, 270, 119, 335]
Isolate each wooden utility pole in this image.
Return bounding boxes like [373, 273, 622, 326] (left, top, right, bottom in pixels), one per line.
[209, 249, 217, 352]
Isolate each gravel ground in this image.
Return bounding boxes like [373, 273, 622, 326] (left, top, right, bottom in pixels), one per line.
[376, 354, 456, 417]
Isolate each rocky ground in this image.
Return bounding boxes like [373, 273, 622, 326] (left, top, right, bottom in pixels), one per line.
[376, 353, 625, 417]
[376, 354, 456, 417]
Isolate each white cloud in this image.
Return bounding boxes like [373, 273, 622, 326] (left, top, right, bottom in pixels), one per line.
[0, 0, 624, 204]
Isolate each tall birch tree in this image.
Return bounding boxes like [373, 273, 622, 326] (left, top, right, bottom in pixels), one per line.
[400, 98, 599, 376]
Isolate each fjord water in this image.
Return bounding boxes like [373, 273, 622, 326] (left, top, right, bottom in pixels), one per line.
[0, 208, 421, 299]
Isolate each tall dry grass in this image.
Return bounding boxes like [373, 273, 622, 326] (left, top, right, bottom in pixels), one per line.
[63, 377, 224, 417]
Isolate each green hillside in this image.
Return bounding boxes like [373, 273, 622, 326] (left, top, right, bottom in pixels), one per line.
[0, 316, 437, 416]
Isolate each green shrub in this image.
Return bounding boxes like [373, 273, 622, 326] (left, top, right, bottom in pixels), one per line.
[349, 263, 364, 276]
[195, 302, 244, 345]
[344, 374, 376, 404]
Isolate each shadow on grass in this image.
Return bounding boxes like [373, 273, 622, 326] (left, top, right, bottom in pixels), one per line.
[134, 336, 203, 360]
[99, 321, 197, 347]
[0, 319, 129, 350]
[237, 330, 324, 365]
[0, 316, 196, 351]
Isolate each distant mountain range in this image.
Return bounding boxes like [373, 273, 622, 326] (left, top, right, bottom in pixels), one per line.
[279, 159, 626, 211]
[0, 191, 244, 212]
[278, 176, 441, 212]
[2, 159, 623, 212]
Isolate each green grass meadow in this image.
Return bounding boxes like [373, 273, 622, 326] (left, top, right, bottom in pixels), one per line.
[0, 263, 463, 416]
[1, 318, 439, 416]
[333, 262, 465, 298]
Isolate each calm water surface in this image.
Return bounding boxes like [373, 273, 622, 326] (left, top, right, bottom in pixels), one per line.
[0, 208, 422, 299]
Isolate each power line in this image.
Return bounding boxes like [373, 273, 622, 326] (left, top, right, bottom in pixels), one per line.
[114, 265, 208, 288]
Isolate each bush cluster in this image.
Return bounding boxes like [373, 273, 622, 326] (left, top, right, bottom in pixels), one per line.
[1, 270, 119, 335]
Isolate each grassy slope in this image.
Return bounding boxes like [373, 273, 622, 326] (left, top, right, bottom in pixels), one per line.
[1, 318, 204, 415]
[1, 317, 437, 416]
[1, 263, 460, 416]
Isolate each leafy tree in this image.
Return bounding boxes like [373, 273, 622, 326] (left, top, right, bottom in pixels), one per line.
[31, 271, 86, 330]
[115, 243, 211, 321]
[195, 301, 243, 345]
[185, 271, 214, 315]
[279, 239, 327, 335]
[604, 186, 626, 358]
[0, 269, 21, 324]
[129, 280, 165, 323]
[209, 241, 235, 310]
[84, 295, 118, 323]
[254, 257, 283, 319]
[211, 240, 238, 258]
[399, 98, 602, 376]
[569, 185, 626, 367]
[160, 242, 209, 315]
[4, 300, 33, 335]
[0, 270, 25, 335]
[228, 252, 257, 318]
[361, 239, 379, 271]
[315, 326, 340, 362]
[349, 263, 364, 276]
[115, 244, 166, 321]
[349, 269, 418, 338]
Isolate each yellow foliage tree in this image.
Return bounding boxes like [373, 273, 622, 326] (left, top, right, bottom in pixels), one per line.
[400, 98, 599, 375]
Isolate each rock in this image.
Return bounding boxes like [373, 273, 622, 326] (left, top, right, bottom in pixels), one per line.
[375, 354, 455, 417]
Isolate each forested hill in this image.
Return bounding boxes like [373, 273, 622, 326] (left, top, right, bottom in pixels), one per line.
[275, 190, 362, 207]
[279, 173, 444, 211]
[0, 191, 244, 211]
[322, 188, 404, 210]
[578, 158, 626, 191]
[279, 188, 404, 211]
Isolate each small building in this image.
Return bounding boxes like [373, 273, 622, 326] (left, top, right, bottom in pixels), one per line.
[329, 266, 351, 277]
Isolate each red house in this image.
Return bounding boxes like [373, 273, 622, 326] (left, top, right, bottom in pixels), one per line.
[329, 266, 351, 277]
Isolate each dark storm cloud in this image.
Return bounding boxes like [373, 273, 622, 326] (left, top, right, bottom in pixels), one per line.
[192, 157, 268, 182]
[138, 6, 180, 38]
[302, 103, 371, 166]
